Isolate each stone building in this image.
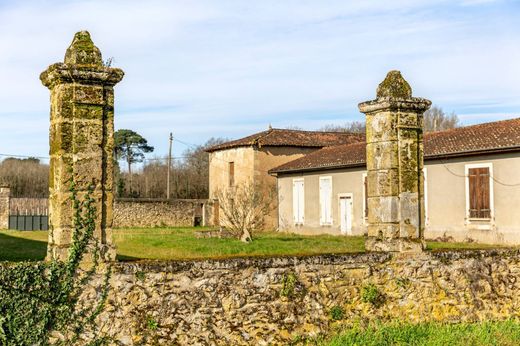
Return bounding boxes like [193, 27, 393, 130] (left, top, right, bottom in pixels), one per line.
[270, 117, 520, 245]
[206, 128, 364, 228]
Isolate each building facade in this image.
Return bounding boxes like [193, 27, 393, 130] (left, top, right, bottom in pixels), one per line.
[206, 128, 364, 228]
[271, 118, 520, 245]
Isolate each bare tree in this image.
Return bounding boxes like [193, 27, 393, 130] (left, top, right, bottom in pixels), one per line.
[216, 181, 276, 242]
[318, 121, 366, 133]
[423, 106, 460, 132]
[115, 137, 228, 199]
[0, 158, 49, 197]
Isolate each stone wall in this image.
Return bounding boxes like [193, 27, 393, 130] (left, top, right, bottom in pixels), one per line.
[71, 249, 520, 345]
[113, 199, 213, 228]
[0, 197, 213, 229]
[0, 186, 9, 229]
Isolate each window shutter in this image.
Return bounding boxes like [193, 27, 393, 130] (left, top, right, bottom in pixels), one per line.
[479, 168, 491, 218]
[319, 178, 332, 224]
[468, 167, 490, 219]
[293, 181, 298, 223]
[364, 176, 368, 218]
[298, 182, 304, 223]
[293, 180, 304, 224]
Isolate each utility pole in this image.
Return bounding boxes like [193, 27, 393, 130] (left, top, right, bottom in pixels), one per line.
[167, 132, 173, 199]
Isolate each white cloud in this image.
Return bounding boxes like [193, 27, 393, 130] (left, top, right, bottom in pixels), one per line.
[0, 0, 518, 158]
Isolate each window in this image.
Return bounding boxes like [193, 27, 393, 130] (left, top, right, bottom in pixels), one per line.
[362, 173, 368, 220]
[319, 176, 332, 225]
[465, 163, 493, 220]
[228, 162, 235, 187]
[293, 179, 304, 225]
[423, 168, 428, 224]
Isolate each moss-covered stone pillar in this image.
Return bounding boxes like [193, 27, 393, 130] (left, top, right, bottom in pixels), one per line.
[359, 71, 431, 252]
[40, 31, 124, 261]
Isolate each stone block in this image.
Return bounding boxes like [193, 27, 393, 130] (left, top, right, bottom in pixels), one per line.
[366, 142, 399, 171]
[366, 111, 397, 143]
[75, 104, 104, 120]
[367, 169, 400, 197]
[73, 85, 105, 105]
[367, 223, 400, 238]
[50, 121, 74, 155]
[367, 196, 399, 224]
[73, 121, 104, 154]
[397, 110, 422, 128]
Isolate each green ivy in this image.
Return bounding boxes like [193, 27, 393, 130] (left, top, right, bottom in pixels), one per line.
[329, 305, 345, 321]
[0, 179, 112, 345]
[280, 272, 298, 298]
[361, 283, 385, 307]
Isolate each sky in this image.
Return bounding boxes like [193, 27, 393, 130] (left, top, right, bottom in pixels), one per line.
[0, 0, 519, 166]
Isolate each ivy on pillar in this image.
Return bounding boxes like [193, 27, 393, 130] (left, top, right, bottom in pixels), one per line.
[40, 31, 124, 261]
[359, 71, 431, 252]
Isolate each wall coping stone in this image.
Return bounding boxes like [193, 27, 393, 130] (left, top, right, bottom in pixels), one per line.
[112, 248, 519, 274]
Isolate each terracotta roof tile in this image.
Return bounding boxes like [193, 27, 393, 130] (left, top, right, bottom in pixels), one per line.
[270, 117, 520, 174]
[205, 128, 364, 152]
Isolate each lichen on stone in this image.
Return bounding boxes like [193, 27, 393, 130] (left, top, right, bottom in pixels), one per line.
[64, 30, 103, 67]
[376, 70, 412, 99]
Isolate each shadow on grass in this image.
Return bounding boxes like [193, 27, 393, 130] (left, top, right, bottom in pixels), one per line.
[0, 232, 141, 262]
[116, 253, 141, 261]
[0, 232, 47, 262]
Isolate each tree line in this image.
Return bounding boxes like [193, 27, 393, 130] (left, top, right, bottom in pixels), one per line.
[0, 106, 459, 198]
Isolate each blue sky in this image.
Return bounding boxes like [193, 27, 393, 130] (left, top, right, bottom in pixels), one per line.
[0, 0, 519, 165]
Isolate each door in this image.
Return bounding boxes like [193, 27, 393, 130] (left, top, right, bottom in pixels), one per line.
[339, 196, 353, 235]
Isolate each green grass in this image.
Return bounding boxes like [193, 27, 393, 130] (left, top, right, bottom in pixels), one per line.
[0, 227, 512, 262]
[318, 320, 520, 346]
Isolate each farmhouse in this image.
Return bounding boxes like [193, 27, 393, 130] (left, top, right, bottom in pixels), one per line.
[206, 127, 363, 227]
[270, 117, 520, 245]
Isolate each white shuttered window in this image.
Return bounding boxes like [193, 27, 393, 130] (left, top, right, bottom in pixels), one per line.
[293, 179, 305, 224]
[319, 176, 332, 225]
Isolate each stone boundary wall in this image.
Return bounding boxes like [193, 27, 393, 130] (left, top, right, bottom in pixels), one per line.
[0, 197, 214, 229]
[71, 249, 520, 345]
[113, 198, 214, 228]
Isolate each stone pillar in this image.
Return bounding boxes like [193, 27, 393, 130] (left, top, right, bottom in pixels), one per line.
[40, 31, 124, 261]
[359, 71, 431, 252]
[0, 185, 10, 230]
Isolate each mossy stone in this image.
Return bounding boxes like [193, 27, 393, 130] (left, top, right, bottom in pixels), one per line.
[376, 70, 412, 99]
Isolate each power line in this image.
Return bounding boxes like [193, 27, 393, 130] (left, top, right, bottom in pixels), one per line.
[439, 156, 520, 187]
[0, 153, 50, 160]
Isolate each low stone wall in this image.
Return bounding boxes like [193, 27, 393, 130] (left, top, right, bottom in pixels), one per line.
[74, 249, 520, 345]
[113, 199, 213, 228]
[0, 197, 215, 229]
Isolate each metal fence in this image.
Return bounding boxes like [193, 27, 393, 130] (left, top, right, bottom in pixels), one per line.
[9, 198, 49, 231]
[9, 215, 49, 231]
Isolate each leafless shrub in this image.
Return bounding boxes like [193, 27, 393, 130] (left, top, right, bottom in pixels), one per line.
[216, 181, 276, 242]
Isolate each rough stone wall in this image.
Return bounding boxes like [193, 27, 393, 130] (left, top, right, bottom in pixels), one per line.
[40, 31, 124, 261]
[113, 199, 212, 228]
[65, 250, 520, 345]
[0, 186, 10, 229]
[359, 71, 431, 252]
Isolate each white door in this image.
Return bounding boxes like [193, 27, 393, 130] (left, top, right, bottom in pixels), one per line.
[339, 196, 353, 235]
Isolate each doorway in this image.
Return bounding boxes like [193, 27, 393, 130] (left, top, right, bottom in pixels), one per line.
[339, 195, 353, 235]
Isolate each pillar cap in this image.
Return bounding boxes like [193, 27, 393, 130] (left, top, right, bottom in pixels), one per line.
[40, 31, 124, 89]
[376, 70, 412, 98]
[64, 31, 103, 67]
[358, 70, 431, 114]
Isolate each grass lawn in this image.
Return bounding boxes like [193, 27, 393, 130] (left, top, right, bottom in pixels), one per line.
[318, 320, 520, 346]
[0, 227, 512, 262]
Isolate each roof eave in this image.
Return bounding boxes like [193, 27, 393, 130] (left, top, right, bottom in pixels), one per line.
[272, 145, 520, 175]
